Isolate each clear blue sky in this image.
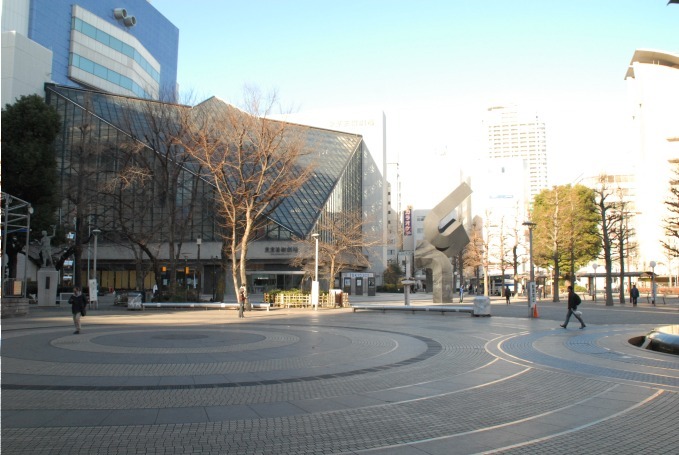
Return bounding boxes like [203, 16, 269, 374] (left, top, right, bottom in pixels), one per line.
[154, 0, 678, 207]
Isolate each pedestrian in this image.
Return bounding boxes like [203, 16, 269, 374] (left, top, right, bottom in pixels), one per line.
[504, 286, 511, 305]
[630, 284, 640, 306]
[238, 285, 246, 318]
[459, 285, 464, 303]
[561, 285, 585, 329]
[69, 286, 87, 334]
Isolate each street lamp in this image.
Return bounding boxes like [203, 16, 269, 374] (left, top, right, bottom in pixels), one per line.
[92, 229, 101, 309]
[522, 221, 536, 317]
[649, 260, 656, 305]
[311, 233, 319, 310]
[592, 263, 598, 302]
[196, 238, 201, 300]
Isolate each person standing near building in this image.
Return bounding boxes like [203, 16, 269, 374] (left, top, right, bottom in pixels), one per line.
[630, 284, 640, 306]
[561, 285, 585, 329]
[238, 285, 246, 318]
[505, 286, 511, 305]
[69, 287, 87, 334]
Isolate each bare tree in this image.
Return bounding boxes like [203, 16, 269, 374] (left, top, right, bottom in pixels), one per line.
[184, 88, 313, 304]
[662, 163, 679, 264]
[463, 216, 485, 294]
[592, 175, 623, 306]
[292, 210, 383, 291]
[103, 94, 203, 295]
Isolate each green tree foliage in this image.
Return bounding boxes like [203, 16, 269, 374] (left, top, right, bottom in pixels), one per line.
[2, 95, 61, 278]
[2, 95, 61, 231]
[382, 262, 404, 286]
[532, 184, 599, 301]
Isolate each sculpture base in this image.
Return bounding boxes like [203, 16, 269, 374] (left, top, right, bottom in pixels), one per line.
[37, 269, 59, 306]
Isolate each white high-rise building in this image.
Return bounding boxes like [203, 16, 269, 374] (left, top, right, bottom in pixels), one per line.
[625, 49, 679, 275]
[483, 105, 548, 204]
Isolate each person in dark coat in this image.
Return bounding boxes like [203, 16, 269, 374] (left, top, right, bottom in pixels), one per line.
[630, 284, 640, 306]
[69, 287, 87, 334]
[561, 285, 585, 329]
[504, 286, 511, 305]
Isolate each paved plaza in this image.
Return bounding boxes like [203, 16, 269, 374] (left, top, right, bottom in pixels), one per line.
[2, 294, 679, 454]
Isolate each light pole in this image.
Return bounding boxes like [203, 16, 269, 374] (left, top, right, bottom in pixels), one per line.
[522, 221, 536, 317]
[311, 233, 319, 310]
[92, 229, 101, 309]
[592, 263, 598, 302]
[650, 260, 656, 305]
[196, 238, 201, 300]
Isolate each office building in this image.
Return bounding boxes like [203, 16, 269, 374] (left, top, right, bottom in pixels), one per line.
[2, 0, 178, 106]
[624, 49, 679, 275]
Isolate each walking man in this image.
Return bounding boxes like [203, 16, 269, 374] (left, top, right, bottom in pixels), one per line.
[69, 287, 87, 334]
[561, 285, 586, 329]
[504, 286, 511, 305]
[630, 284, 640, 306]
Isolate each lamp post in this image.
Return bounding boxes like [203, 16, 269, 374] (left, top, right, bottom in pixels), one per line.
[311, 233, 319, 310]
[92, 229, 101, 309]
[212, 256, 218, 302]
[649, 260, 656, 305]
[522, 221, 536, 317]
[592, 263, 598, 302]
[196, 238, 201, 300]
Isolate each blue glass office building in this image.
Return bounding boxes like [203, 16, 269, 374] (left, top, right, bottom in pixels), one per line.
[4, 0, 178, 101]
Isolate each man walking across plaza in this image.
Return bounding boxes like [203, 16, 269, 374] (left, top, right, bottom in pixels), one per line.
[630, 284, 640, 306]
[69, 287, 87, 334]
[561, 285, 585, 329]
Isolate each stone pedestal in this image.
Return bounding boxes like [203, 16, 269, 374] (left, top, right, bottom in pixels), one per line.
[37, 268, 59, 306]
[1, 297, 30, 318]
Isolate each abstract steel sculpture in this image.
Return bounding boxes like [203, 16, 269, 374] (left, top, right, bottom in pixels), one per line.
[415, 183, 472, 303]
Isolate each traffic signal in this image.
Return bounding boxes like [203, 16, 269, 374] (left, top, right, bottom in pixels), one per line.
[161, 266, 167, 273]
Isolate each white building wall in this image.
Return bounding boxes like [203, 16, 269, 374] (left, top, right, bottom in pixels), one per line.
[1, 31, 53, 106]
[625, 49, 679, 275]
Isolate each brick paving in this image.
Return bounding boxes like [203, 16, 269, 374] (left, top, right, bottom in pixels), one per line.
[2, 295, 678, 454]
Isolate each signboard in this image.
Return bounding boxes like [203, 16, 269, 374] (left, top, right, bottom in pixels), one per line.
[88, 278, 98, 304]
[528, 281, 536, 307]
[403, 208, 412, 236]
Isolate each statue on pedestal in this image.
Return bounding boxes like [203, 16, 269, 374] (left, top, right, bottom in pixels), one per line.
[39, 226, 56, 268]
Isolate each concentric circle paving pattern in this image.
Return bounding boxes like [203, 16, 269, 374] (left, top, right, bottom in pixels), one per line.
[2, 309, 679, 454]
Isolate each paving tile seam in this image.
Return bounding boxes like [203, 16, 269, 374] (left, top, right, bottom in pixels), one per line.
[0, 358, 523, 411]
[352, 382, 643, 454]
[490, 329, 679, 390]
[477, 389, 674, 455]
[1, 371, 635, 453]
[2, 340, 405, 376]
[2, 365, 607, 415]
[1, 332, 442, 391]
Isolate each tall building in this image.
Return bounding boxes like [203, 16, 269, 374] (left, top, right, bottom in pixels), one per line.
[624, 49, 679, 275]
[2, 0, 178, 106]
[483, 105, 548, 203]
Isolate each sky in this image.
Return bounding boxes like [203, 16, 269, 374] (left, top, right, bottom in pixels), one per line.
[153, 0, 678, 209]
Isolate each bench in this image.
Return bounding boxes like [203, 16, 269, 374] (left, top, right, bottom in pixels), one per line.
[140, 302, 273, 311]
[351, 304, 474, 314]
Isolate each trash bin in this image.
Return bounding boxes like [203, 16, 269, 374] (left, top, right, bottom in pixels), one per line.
[330, 289, 343, 307]
[127, 292, 143, 310]
[472, 296, 491, 317]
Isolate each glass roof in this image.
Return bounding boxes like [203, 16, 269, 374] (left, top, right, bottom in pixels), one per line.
[47, 85, 362, 238]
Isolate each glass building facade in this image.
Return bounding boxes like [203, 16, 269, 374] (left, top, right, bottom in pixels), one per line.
[45, 84, 366, 294]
